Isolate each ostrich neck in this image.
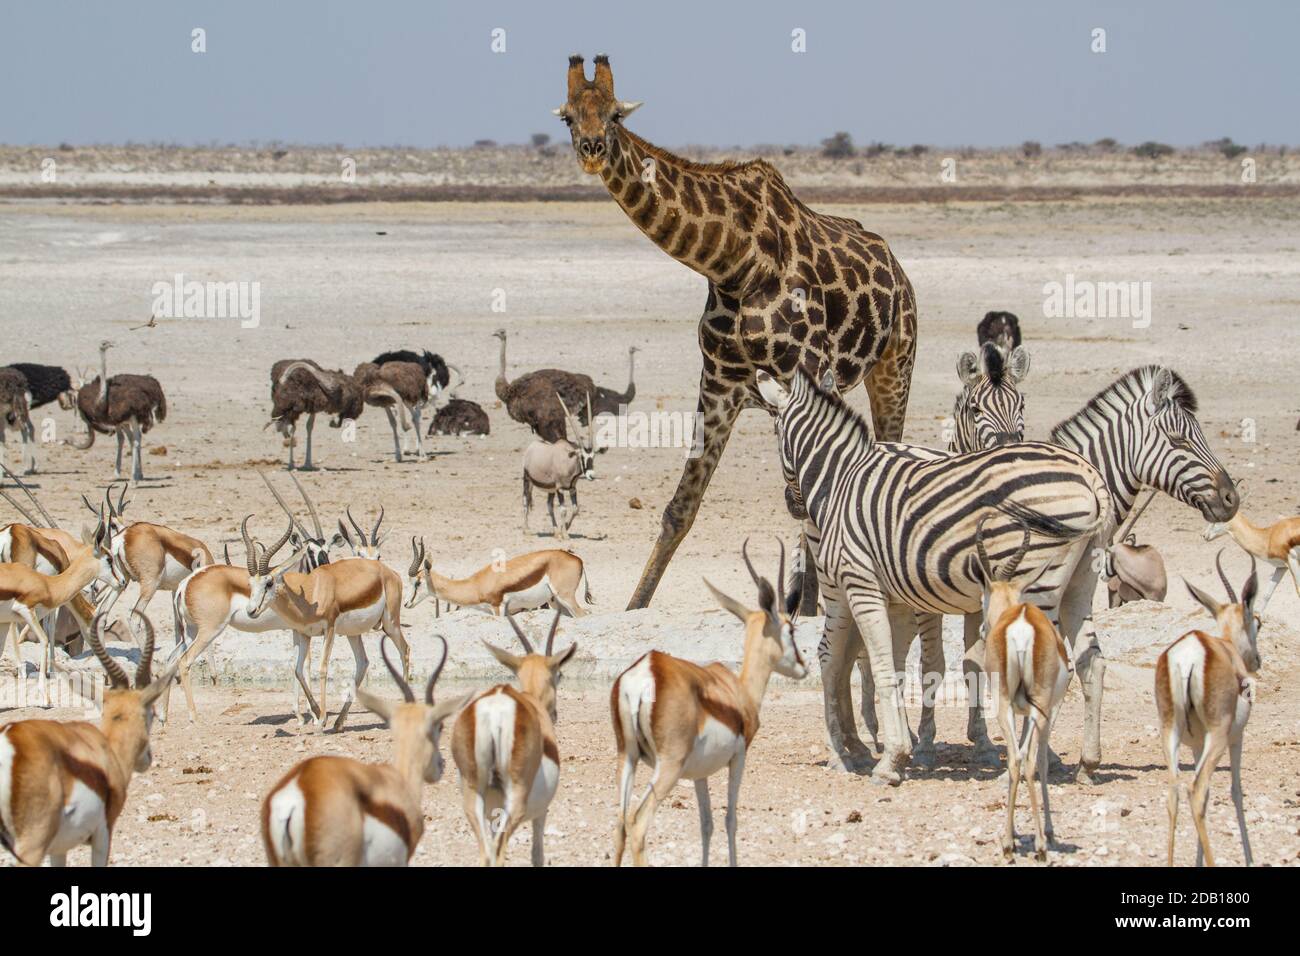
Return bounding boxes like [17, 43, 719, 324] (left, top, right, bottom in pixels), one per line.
[98, 350, 109, 406]
[494, 337, 510, 397]
[599, 126, 759, 291]
[626, 350, 636, 389]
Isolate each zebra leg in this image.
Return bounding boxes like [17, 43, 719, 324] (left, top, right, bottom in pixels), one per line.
[1059, 561, 1104, 783]
[818, 593, 873, 773]
[912, 611, 944, 770]
[845, 584, 911, 785]
[964, 612, 999, 765]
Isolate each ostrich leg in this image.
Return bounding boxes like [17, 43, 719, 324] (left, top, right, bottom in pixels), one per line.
[115, 428, 126, 477]
[383, 407, 404, 463]
[131, 421, 144, 481]
[627, 372, 742, 609]
[301, 413, 316, 471]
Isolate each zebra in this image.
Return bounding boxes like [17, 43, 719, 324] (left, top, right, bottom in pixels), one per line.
[950, 341, 1030, 453]
[856, 365, 1240, 783]
[756, 368, 1113, 784]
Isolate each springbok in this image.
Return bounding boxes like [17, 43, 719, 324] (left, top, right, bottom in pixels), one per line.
[405, 537, 593, 617]
[965, 516, 1071, 863]
[611, 540, 806, 867]
[259, 470, 342, 570]
[0, 510, 123, 705]
[522, 393, 596, 540]
[1204, 482, 1300, 614]
[261, 636, 462, 866]
[336, 507, 387, 560]
[0, 611, 177, 865]
[166, 516, 410, 731]
[451, 610, 576, 866]
[1156, 551, 1260, 867]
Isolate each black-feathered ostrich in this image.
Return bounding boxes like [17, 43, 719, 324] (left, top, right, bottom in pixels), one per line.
[977, 311, 1022, 353]
[492, 328, 638, 441]
[63, 341, 166, 482]
[371, 349, 450, 393]
[428, 364, 490, 436]
[0, 368, 37, 474]
[268, 359, 365, 471]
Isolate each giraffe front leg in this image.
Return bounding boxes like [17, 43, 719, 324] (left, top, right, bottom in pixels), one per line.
[626, 374, 742, 609]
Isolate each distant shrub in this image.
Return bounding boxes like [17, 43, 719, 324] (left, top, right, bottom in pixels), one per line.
[1133, 141, 1175, 159]
[1021, 140, 1042, 158]
[1056, 141, 1088, 152]
[907, 144, 929, 156]
[530, 133, 550, 148]
[473, 139, 498, 149]
[863, 141, 891, 158]
[821, 131, 855, 159]
[1093, 137, 1119, 152]
[1207, 137, 1247, 159]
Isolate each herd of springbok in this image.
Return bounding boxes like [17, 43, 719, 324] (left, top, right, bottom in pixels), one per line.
[0, 310, 1294, 868]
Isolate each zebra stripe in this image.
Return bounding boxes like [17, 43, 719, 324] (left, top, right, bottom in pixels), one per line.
[775, 371, 1110, 616]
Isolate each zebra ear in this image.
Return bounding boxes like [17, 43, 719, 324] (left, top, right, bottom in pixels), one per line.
[818, 367, 838, 393]
[957, 352, 980, 386]
[1146, 367, 1175, 414]
[1005, 347, 1031, 384]
[755, 370, 790, 411]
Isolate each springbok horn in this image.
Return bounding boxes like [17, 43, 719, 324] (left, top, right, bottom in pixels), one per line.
[504, 610, 535, 654]
[259, 518, 294, 575]
[974, 514, 995, 583]
[0, 488, 40, 526]
[425, 635, 448, 705]
[378, 636, 414, 703]
[776, 536, 787, 604]
[86, 613, 130, 690]
[115, 480, 128, 516]
[258, 471, 311, 541]
[408, 536, 425, 577]
[741, 537, 764, 590]
[288, 472, 324, 540]
[0, 463, 58, 529]
[370, 506, 384, 546]
[240, 515, 258, 575]
[1215, 549, 1237, 605]
[1001, 520, 1033, 581]
[132, 609, 156, 689]
[545, 609, 562, 656]
[566, 53, 586, 98]
[586, 389, 594, 440]
[347, 507, 367, 543]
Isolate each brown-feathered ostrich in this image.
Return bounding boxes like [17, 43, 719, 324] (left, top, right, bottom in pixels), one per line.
[493, 328, 597, 442]
[428, 365, 490, 436]
[351, 360, 426, 462]
[589, 345, 639, 417]
[63, 341, 166, 482]
[269, 359, 365, 471]
[0, 368, 37, 475]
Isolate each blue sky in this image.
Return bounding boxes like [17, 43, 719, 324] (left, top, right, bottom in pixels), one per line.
[2, 1, 1295, 148]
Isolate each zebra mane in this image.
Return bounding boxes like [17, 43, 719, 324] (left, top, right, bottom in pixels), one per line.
[795, 369, 875, 445]
[1050, 366, 1198, 443]
[982, 342, 1006, 386]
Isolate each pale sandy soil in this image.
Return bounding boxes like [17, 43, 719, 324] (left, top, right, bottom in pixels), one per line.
[0, 196, 1297, 866]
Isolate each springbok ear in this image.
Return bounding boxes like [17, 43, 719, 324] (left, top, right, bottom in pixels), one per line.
[1184, 579, 1221, 618]
[1241, 564, 1259, 612]
[755, 370, 790, 411]
[1005, 346, 1031, 384]
[141, 661, 182, 706]
[784, 570, 804, 618]
[355, 686, 395, 725]
[1146, 367, 1175, 414]
[548, 642, 578, 671]
[481, 640, 523, 674]
[704, 578, 751, 624]
[337, 521, 353, 547]
[957, 351, 980, 386]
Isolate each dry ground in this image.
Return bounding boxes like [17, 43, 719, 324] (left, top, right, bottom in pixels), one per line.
[0, 192, 1297, 866]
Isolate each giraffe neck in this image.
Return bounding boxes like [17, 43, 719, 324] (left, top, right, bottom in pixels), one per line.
[600, 126, 763, 290]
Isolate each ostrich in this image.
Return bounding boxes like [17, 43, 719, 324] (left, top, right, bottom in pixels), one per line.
[428, 365, 490, 437]
[977, 311, 1022, 353]
[352, 360, 427, 462]
[64, 341, 166, 482]
[493, 328, 594, 442]
[0, 368, 36, 475]
[7, 363, 75, 410]
[268, 359, 365, 471]
[371, 349, 450, 394]
[589, 345, 639, 418]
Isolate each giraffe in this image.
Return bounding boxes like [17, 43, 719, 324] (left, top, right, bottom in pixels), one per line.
[555, 54, 920, 609]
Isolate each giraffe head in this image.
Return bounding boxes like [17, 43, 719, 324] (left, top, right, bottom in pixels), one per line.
[553, 54, 642, 175]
